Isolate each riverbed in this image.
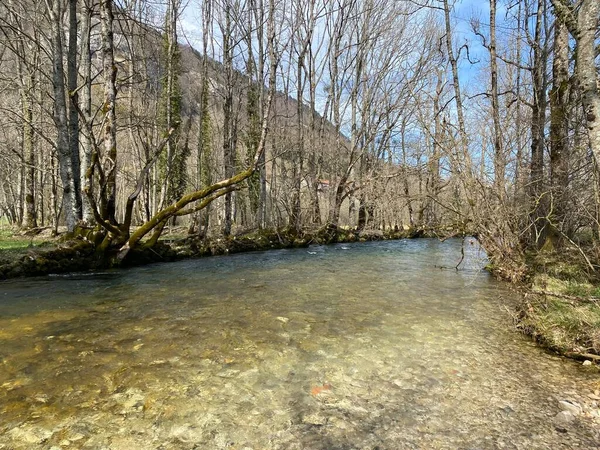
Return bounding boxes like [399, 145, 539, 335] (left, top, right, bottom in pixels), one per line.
[0, 239, 598, 449]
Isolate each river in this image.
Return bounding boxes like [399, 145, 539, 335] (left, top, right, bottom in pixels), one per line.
[0, 239, 598, 449]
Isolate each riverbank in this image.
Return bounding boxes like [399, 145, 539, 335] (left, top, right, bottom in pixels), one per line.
[0, 225, 425, 280]
[508, 248, 600, 365]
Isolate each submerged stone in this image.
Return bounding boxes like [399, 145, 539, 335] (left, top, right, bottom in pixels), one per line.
[7, 425, 53, 444]
[302, 413, 328, 426]
[558, 400, 582, 415]
[553, 410, 576, 428]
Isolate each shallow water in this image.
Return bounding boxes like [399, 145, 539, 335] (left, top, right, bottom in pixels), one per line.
[0, 239, 598, 449]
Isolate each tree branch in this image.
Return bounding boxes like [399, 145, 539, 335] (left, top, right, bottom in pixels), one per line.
[550, 0, 578, 38]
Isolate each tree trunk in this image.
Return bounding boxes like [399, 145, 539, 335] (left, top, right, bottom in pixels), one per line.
[19, 65, 37, 229]
[489, 0, 504, 197]
[442, 0, 470, 177]
[549, 17, 569, 241]
[222, 4, 234, 236]
[48, 0, 79, 232]
[292, 20, 306, 232]
[529, 0, 548, 245]
[513, 0, 525, 201]
[80, 0, 94, 224]
[576, 0, 600, 167]
[101, 0, 118, 225]
[68, 0, 82, 220]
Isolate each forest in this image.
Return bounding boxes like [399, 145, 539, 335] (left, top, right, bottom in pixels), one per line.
[0, 0, 599, 276]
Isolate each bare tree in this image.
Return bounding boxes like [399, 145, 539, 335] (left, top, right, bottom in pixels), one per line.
[551, 0, 600, 167]
[45, 0, 80, 232]
[548, 14, 569, 243]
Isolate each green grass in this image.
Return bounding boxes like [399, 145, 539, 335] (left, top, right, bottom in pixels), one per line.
[0, 226, 54, 258]
[0, 228, 33, 250]
[523, 298, 600, 353]
[0, 239, 36, 251]
[565, 281, 593, 297]
[529, 248, 595, 284]
[524, 273, 600, 355]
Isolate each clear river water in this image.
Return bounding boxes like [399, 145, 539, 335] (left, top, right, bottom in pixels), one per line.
[0, 239, 598, 449]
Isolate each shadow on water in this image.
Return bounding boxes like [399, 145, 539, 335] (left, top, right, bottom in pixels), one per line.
[0, 239, 598, 449]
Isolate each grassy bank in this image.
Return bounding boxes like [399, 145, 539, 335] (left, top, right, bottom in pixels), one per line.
[0, 225, 55, 251]
[513, 249, 600, 364]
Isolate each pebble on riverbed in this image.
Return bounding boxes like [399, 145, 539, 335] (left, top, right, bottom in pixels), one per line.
[302, 413, 328, 426]
[6, 425, 53, 444]
[558, 400, 582, 416]
[553, 410, 576, 428]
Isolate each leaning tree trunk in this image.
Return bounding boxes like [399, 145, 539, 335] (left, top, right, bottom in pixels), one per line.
[442, 0, 470, 179]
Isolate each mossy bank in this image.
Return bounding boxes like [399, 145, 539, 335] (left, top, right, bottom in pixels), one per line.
[0, 225, 426, 280]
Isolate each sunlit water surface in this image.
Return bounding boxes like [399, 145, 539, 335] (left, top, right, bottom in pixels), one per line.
[0, 239, 598, 449]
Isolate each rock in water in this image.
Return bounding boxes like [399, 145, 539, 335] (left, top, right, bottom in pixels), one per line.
[553, 410, 575, 429]
[7, 425, 52, 444]
[558, 400, 582, 416]
[302, 413, 327, 426]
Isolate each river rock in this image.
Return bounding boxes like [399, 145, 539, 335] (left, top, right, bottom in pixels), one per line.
[553, 410, 576, 428]
[302, 413, 327, 426]
[216, 369, 240, 378]
[558, 400, 582, 415]
[170, 424, 204, 443]
[112, 389, 145, 414]
[358, 229, 384, 240]
[7, 425, 53, 444]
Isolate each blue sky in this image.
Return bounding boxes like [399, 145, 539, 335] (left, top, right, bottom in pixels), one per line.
[175, 0, 514, 86]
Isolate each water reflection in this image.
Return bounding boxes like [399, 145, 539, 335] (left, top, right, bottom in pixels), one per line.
[0, 239, 598, 449]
